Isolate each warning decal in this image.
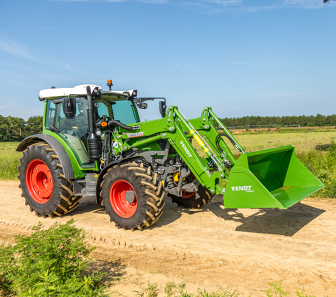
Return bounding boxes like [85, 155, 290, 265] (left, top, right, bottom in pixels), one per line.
[127, 132, 145, 138]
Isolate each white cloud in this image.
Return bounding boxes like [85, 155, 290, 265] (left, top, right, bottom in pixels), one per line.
[202, 0, 241, 5]
[50, 0, 335, 12]
[243, 0, 334, 12]
[282, 0, 325, 9]
[53, 0, 168, 2]
[0, 39, 37, 61]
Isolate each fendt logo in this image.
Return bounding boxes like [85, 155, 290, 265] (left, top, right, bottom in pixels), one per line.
[180, 140, 192, 157]
[231, 186, 254, 193]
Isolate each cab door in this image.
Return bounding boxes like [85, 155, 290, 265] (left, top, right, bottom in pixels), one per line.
[55, 97, 93, 167]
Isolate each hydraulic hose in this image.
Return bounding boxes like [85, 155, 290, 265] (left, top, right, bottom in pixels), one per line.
[108, 120, 139, 131]
[218, 133, 236, 148]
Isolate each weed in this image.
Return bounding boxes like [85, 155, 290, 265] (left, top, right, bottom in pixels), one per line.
[165, 282, 177, 297]
[134, 281, 158, 297]
[295, 286, 315, 297]
[263, 281, 289, 297]
[178, 283, 193, 297]
[196, 286, 237, 297]
[0, 219, 107, 296]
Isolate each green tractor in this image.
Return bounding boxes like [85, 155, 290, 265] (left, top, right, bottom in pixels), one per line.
[17, 82, 324, 230]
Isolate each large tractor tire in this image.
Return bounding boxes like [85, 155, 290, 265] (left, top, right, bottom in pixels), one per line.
[18, 142, 81, 217]
[168, 184, 214, 208]
[100, 161, 165, 230]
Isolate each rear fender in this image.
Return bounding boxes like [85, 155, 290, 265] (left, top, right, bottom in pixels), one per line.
[17, 134, 75, 179]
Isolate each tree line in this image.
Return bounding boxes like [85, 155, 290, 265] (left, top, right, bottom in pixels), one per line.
[220, 114, 336, 128]
[0, 115, 43, 141]
[1, 113, 336, 141]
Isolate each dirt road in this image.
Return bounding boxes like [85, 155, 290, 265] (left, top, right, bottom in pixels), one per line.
[1, 180, 336, 296]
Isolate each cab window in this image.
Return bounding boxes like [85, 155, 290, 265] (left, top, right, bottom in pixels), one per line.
[45, 100, 56, 129]
[111, 100, 138, 125]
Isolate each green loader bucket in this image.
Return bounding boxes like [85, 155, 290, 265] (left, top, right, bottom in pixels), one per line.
[224, 145, 324, 209]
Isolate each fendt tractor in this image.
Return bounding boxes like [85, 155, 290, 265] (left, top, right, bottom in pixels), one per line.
[17, 81, 324, 230]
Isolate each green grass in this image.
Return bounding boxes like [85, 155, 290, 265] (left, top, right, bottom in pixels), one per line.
[233, 131, 336, 153]
[0, 141, 21, 180]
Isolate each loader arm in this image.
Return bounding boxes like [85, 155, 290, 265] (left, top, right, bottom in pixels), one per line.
[112, 106, 243, 195]
[112, 105, 324, 209]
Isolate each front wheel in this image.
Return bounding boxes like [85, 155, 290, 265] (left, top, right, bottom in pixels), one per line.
[100, 162, 165, 230]
[168, 183, 214, 208]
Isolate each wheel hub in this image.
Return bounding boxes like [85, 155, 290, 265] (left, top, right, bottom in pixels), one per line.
[26, 159, 53, 204]
[125, 190, 136, 203]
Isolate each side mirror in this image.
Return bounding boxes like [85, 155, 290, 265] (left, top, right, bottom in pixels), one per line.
[92, 87, 101, 100]
[63, 97, 76, 119]
[159, 101, 166, 118]
[137, 102, 148, 109]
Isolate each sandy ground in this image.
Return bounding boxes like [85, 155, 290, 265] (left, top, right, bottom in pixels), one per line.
[0, 180, 336, 296]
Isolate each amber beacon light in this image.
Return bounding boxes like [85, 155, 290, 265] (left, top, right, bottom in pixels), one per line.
[107, 79, 113, 91]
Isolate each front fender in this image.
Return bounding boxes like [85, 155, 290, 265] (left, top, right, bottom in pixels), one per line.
[17, 134, 75, 179]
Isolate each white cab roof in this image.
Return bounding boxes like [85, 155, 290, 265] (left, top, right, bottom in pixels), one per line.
[39, 85, 102, 99]
[39, 84, 137, 101]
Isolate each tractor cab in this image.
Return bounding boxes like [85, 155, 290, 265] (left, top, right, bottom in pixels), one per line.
[39, 84, 166, 168]
[39, 85, 139, 167]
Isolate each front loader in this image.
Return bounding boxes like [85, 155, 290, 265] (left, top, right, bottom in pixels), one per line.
[17, 82, 324, 230]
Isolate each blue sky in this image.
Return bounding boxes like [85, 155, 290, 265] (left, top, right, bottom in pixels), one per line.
[0, 0, 335, 121]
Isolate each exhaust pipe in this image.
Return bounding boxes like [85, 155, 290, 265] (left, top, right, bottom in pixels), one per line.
[86, 86, 102, 161]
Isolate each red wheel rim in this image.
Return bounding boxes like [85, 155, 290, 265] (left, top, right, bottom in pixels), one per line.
[110, 180, 137, 218]
[181, 173, 196, 198]
[181, 191, 195, 198]
[26, 159, 53, 204]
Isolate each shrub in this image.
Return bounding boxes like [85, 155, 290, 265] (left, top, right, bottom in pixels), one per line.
[0, 219, 107, 296]
[297, 142, 336, 198]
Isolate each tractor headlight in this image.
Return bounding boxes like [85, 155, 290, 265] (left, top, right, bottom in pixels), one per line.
[96, 129, 102, 136]
[132, 90, 137, 97]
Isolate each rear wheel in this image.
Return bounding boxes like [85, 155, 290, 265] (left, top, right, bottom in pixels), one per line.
[100, 161, 165, 230]
[18, 142, 81, 217]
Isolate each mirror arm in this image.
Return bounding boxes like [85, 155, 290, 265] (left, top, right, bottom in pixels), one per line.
[134, 97, 166, 104]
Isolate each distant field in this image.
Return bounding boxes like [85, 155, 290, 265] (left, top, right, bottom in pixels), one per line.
[0, 142, 21, 180]
[232, 131, 336, 153]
